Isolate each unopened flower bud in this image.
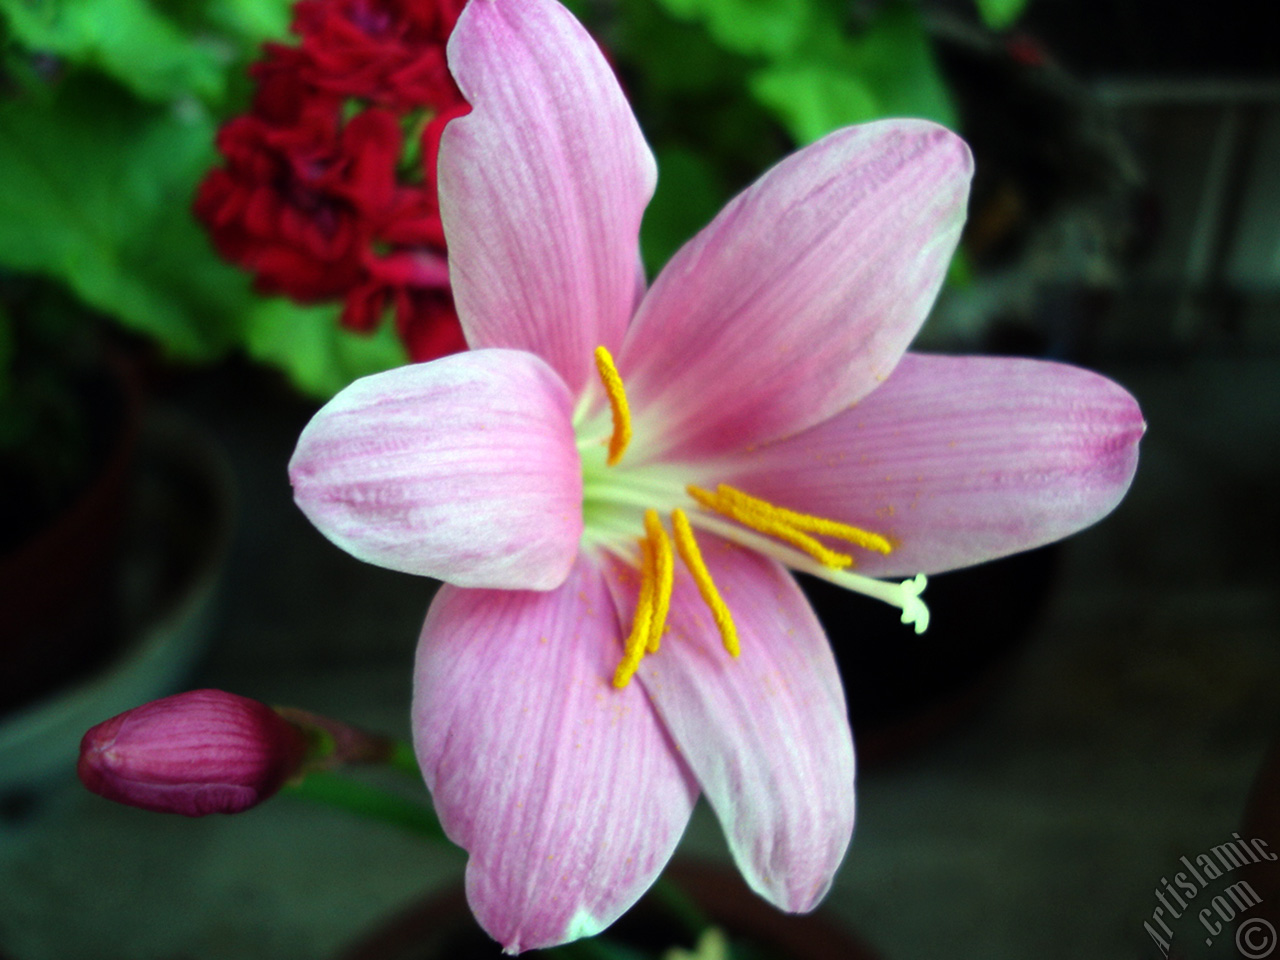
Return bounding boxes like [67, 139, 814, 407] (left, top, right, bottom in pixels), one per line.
[78, 689, 309, 817]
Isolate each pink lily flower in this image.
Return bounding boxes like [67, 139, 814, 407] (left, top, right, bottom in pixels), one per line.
[288, 0, 1144, 950]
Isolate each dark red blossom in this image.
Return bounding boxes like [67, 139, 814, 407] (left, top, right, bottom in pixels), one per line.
[196, 0, 469, 363]
[344, 248, 466, 359]
[195, 105, 402, 302]
[286, 0, 468, 111]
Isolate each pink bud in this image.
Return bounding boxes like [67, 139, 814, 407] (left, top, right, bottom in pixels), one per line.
[78, 689, 309, 817]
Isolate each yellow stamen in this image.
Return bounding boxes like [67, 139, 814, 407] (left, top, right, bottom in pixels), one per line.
[714, 484, 893, 555]
[644, 510, 673, 653]
[671, 509, 739, 658]
[613, 538, 655, 688]
[612, 513, 675, 687]
[593, 346, 631, 467]
[687, 486, 855, 570]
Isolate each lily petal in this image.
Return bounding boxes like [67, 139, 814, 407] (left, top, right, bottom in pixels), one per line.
[440, 0, 657, 395]
[606, 539, 855, 912]
[621, 120, 971, 461]
[290, 349, 582, 590]
[723, 353, 1145, 577]
[414, 558, 699, 952]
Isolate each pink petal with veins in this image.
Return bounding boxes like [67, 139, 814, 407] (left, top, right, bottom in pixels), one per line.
[620, 120, 971, 461]
[414, 558, 699, 952]
[290, 349, 582, 590]
[439, 0, 656, 394]
[724, 353, 1145, 577]
[604, 539, 855, 912]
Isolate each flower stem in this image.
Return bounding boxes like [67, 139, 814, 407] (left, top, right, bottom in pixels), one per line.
[388, 738, 422, 777]
[554, 937, 644, 960]
[648, 876, 713, 939]
[283, 770, 446, 842]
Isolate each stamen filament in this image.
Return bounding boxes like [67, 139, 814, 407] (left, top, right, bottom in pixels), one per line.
[593, 346, 631, 467]
[689, 511, 930, 633]
[714, 484, 893, 555]
[687, 486, 854, 570]
[644, 510, 673, 653]
[582, 472, 693, 509]
[671, 508, 739, 657]
[586, 345, 922, 691]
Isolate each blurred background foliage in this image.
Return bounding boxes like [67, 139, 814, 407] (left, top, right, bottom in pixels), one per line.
[0, 0, 1026, 399]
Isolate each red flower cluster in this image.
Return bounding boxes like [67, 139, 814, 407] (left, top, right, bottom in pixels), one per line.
[196, 0, 470, 361]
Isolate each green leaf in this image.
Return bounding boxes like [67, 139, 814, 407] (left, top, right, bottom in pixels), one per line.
[748, 0, 957, 145]
[611, 0, 757, 97]
[202, 0, 294, 46]
[651, 0, 814, 59]
[243, 300, 409, 399]
[0, 0, 224, 102]
[750, 65, 880, 145]
[843, 1, 956, 128]
[0, 78, 249, 360]
[0, 75, 406, 398]
[0, 304, 12, 385]
[975, 0, 1029, 30]
[945, 247, 974, 288]
[641, 146, 728, 276]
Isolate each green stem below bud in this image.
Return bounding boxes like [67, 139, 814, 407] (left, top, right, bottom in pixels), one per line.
[284, 770, 446, 841]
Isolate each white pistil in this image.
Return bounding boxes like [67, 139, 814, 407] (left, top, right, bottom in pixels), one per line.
[576, 348, 928, 635]
[689, 512, 931, 633]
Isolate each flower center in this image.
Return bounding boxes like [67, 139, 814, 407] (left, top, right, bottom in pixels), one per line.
[581, 347, 930, 689]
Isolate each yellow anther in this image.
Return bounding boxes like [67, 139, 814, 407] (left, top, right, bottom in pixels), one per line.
[644, 510, 673, 654]
[671, 509, 739, 658]
[593, 346, 631, 467]
[613, 538, 655, 688]
[687, 486, 855, 570]
[714, 484, 893, 555]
